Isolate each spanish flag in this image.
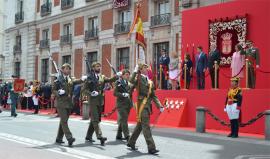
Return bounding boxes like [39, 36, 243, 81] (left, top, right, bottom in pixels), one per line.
[128, 4, 146, 49]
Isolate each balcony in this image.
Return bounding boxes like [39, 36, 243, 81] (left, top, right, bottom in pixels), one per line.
[13, 45, 22, 54]
[60, 34, 72, 45]
[85, 28, 99, 41]
[114, 22, 131, 35]
[85, 0, 94, 2]
[41, 2, 52, 17]
[182, 0, 192, 8]
[39, 39, 50, 49]
[61, 0, 74, 10]
[15, 12, 24, 24]
[150, 13, 171, 27]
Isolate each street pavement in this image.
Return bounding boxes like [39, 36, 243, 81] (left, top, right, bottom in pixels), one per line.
[0, 111, 269, 159]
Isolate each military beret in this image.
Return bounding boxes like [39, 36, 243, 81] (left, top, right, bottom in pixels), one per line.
[61, 63, 71, 69]
[92, 62, 101, 68]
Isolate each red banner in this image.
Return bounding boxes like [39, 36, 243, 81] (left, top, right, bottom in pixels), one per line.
[209, 16, 247, 67]
[13, 79, 25, 93]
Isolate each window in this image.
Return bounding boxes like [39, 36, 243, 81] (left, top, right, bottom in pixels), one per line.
[158, 1, 170, 15]
[119, 10, 131, 23]
[63, 23, 71, 35]
[14, 62, 20, 77]
[17, 0, 23, 12]
[41, 59, 49, 83]
[62, 55, 71, 64]
[87, 52, 97, 69]
[117, 47, 129, 71]
[42, 29, 49, 40]
[16, 35, 21, 46]
[88, 17, 98, 30]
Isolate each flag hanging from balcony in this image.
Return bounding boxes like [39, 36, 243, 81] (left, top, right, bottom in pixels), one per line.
[129, 2, 146, 63]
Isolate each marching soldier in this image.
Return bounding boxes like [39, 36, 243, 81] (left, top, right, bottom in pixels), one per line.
[52, 63, 83, 147]
[114, 69, 134, 141]
[244, 40, 260, 88]
[84, 62, 121, 146]
[224, 77, 243, 138]
[127, 64, 164, 154]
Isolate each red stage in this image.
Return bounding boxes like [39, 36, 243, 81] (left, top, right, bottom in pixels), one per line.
[104, 89, 270, 135]
[181, 0, 270, 89]
[104, 0, 270, 136]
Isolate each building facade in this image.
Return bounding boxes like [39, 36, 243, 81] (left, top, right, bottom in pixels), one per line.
[2, 0, 231, 83]
[0, 0, 7, 79]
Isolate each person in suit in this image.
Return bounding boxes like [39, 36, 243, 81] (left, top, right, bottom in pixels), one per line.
[243, 40, 260, 89]
[7, 79, 19, 117]
[114, 69, 134, 141]
[182, 54, 193, 89]
[196, 46, 208, 90]
[52, 63, 84, 147]
[127, 63, 164, 155]
[159, 49, 170, 90]
[83, 62, 121, 146]
[208, 44, 221, 89]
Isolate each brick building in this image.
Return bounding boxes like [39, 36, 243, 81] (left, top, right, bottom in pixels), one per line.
[2, 0, 231, 82]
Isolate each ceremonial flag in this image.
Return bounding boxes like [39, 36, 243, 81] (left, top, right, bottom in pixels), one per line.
[129, 2, 146, 63]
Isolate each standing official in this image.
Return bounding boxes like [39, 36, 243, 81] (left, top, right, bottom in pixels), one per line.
[52, 63, 83, 147]
[127, 64, 164, 154]
[195, 46, 208, 90]
[84, 62, 121, 146]
[244, 40, 260, 88]
[208, 44, 221, 89]
[224, 77, 242, 138]
[114, 69, 134, 141]
[159, 49, 170, 89]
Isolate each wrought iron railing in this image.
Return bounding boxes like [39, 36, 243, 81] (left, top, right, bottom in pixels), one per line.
[60, 34, 72, 45]
[13, 45, 22, 54]
[151, 13, 171, 27]
[39, 39, 50, 49]
[85, 28, 99, 41]
[41, 2, 52, 17]
[15, 12, 24, 24]
[114, 22, 131, 34]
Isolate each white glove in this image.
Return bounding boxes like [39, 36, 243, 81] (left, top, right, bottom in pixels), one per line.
[122, 93, 129, 98]
[224, 108, 227, 112]
[160, 107, 164, 113]
[256, 65, 259, 68]
[116, 72, 122, 77]
[134, 65, 139, 73]
[58, 89, 65, 95]
[91, 91, 99, 97]
[81, 75, 87, 81]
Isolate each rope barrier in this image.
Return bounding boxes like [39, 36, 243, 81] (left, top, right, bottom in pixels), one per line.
[257, 68, 270, 74]
[220, 66, 245, 79]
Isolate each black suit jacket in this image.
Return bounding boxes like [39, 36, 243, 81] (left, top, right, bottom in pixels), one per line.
[208, 49, 221, 69]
